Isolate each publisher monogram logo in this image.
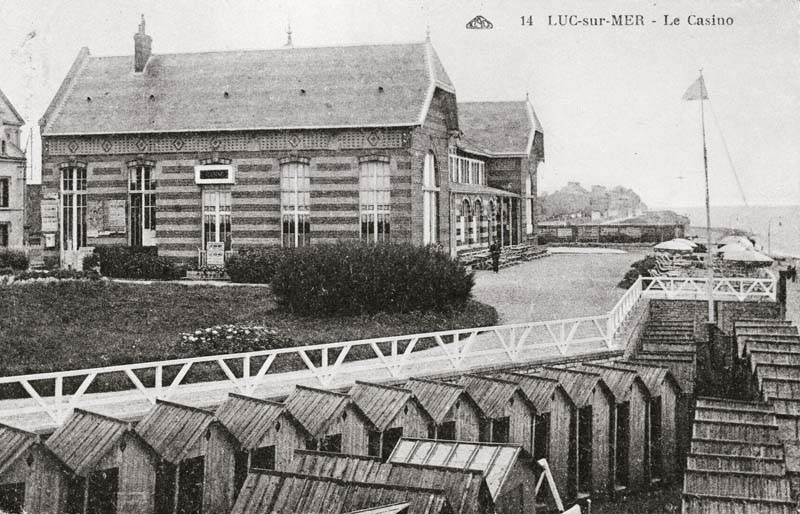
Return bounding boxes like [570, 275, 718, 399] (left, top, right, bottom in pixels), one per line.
[466, 15, 493, 29]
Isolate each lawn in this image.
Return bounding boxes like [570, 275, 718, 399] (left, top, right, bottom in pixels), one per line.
[0, 281, 497, 395]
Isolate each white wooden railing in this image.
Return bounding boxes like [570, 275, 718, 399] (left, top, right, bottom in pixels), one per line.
[641, 274, 776, 302]
[0, 272, 777, 425]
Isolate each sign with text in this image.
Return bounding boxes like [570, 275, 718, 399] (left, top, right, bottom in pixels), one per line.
[87, 201, 105, 238]
[41, 199, 59, 233]
[105, 200, 127, 233]
[206, 242, 226, 266]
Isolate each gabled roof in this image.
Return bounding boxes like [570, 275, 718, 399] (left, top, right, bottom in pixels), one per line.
[293, 450, 389, 483]
[0, 423, 39, 476]
[350, 381, 431, 432]
[533, 367, 614, 407]
[215, 393, 307, 451]
[0, 87, 24, 126]
[135, 400, 218, 463]
[388, 438, 525, 501]
[344, 504, 410, 514]
[41, 41, 456, 136]
[285, 385, 373, 438]
[457, 375, 531, 419]
[498, 372, 575, 413]
[230, 470, 451, 514]
[457, 100, 542, 157]
[45, 409, 132, 476]
[575, 364, 648, 402]
[405, 379, 479, 425]
[606, 361, 682, 397]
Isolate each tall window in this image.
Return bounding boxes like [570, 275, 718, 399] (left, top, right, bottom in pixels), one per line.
[461, 199, 472, 245]
[0, 178, 8, 207]
[281, 161, 311, 247]
[525, 173, 534, 235]
[129, 166, 156, 246]
[359, 159, 390, 243]
[0, 224, 7, 247]
[422, 153, 439, 244]
[474, 199, 484, 245]
[61, 166, 87, 250]
[203, 187, 232, 250]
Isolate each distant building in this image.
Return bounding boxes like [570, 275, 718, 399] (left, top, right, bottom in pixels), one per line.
[38, 18, 544, 266]
[0, 88, 26, 248]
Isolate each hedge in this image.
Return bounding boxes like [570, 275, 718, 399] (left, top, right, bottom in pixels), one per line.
[617, 255, 657, 289]
[91, 245, 183, 280]
[270, 243, 475, 316]
[0, 249, 29, 270]
[226, 245, 284, 283]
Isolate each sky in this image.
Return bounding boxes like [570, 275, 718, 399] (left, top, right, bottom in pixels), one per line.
[1, 0, 798, 207]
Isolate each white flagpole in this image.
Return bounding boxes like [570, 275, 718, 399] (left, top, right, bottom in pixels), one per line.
[699, 70, 714, 322]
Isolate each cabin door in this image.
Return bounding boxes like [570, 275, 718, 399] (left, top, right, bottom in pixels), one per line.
[0, 482, 24, 514]
[86, 468, 118, 514]
[577, 406, 593, 494]
[177, 457, 204, 514]
[615, 403, 630, 488]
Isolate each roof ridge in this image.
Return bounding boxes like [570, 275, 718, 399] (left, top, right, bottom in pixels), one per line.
[0, 422, 38, 437]
[295, 384, 350, 397]
[294, 448, 383, 462]
[353, 381, 412, 393]
[154, 399, 215, 416]
[72, 408, 129, 426]
[226, 393, 284, 407]
[462, 373, 519, 386]
[502, 372, 560, 384]
[407, 377, 464, 389]
[389, 461, 484, 475]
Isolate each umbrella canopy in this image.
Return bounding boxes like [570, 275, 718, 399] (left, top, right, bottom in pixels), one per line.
[722, 248, 774, 263]
[671, 238, 698, 247]
[654, 240, 694, 252]
[719, 235, 754, 248]
[717, 243, 749, 254]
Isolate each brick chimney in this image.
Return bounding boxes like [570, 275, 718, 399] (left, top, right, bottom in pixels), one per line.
[134, 14, 152, 73]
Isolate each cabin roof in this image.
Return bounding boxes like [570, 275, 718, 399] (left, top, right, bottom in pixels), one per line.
[41, 41, 455, 136]
[230, 469, 451, 514]
[135, 400, 218, 463]
[215, 393, 306, 450]
[405, 378, 476, 424]
[0, 423, 39, 476]
[575, 363, 648, 402]
[606, 361, 681, 397]
[388, 438, 523, 501]
[285, 385, 373, 437]
[45, 409, 131, 476]
[350, 381, 428, 432]
[498, 372, 574, 412]
[534, 367, 613, 407]
[293, 450, 388, 483]
[343, 503, 410, 514]
[457, 375, 529, 419]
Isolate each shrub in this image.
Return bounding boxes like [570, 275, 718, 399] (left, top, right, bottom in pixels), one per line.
[92, 245, 183, 280]
[617, 255, 657, 288]
[0, 249, 28, 270]
[226, 245, 285, 283]
[270, 242, 475, 316]
[176, 324, 294, 356]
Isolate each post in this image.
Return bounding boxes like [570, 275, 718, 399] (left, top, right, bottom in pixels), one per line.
[700, 70, 715, 323]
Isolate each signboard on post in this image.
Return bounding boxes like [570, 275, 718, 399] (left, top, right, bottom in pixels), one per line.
[41, 199, 59, 233]
[206, 242, 226, 267]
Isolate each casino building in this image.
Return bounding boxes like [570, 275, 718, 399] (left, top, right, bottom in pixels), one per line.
[39, 18, 544, 265]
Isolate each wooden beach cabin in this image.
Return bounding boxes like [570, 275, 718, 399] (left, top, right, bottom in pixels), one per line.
[457, 375, 536, 453]
[498, 372, 577, 497]
[404, 378, 482, 441]
[134, 400, 239, 514]
[284, 385, 374, 455]
[215, 393, 310, 495]
[44, 409, 158, 514]
[534, 367, 615, 497]
[575, 363, 651, 492]
[388, 438, 538, 514]
[0, 423, 69, 514]
[292, 449, 494, 514]
[610, 361, 682, 484]
[349, 382, 435, 461]
[230, 469, 452, 514]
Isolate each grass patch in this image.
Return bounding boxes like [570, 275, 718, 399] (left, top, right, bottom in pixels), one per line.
[0, 281, 497, 397]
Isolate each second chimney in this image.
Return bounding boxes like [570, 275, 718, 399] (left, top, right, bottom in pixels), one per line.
[134, 15, 152, 73]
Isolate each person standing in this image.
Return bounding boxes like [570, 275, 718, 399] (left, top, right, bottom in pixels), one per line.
[489, 241, 501, 273]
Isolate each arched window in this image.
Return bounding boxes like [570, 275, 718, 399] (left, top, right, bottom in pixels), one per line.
[461, 199, 472, 246]
[280, 160, 311, 247]
[474, 199, 484, 245]
[422, 153, 439, 244]
[359, 157, 391, 243]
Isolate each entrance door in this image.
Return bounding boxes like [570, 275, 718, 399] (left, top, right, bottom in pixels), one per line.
[87, 468, 118, 514]
[202, 188, 232, 251]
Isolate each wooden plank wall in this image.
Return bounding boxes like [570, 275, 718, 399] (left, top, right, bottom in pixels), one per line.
[591, 387, 613, 497]
[549, 390, 575, 497]
[201, 425, 238, 514]
[451, 397, 481, 442]
[387, 400, 432, 439]
[24, 446, 69, 514]
[628, 384, 649, 491]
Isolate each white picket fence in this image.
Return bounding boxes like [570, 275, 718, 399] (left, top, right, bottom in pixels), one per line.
[0, 273, 777, 424]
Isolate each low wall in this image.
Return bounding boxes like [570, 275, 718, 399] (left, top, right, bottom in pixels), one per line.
[650, 299, 784, 333]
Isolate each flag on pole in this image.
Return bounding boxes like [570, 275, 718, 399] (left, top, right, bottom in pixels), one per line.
[682, 75, 709, 100]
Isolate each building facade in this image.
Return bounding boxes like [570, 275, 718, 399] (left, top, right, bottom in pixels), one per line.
[0, 88, 26, 248]
[39, 19, 543, 265]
